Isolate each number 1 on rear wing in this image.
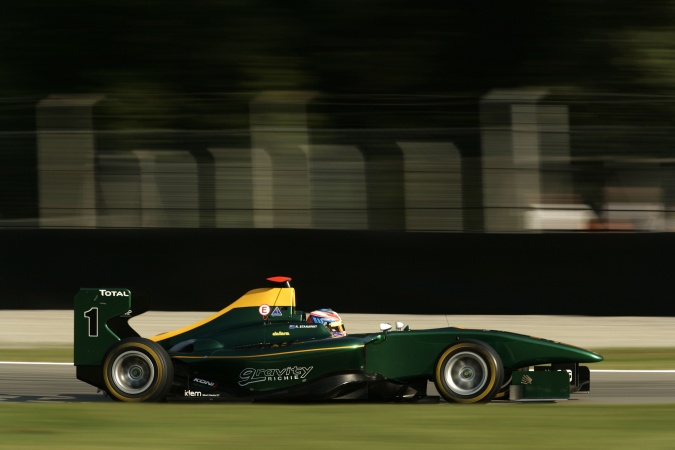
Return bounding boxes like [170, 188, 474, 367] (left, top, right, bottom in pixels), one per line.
[74, 288, 139, 366]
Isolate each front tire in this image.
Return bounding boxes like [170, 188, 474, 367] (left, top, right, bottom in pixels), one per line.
[103, 337, 173, 402]
[495, 368, 513, 400]
[434, 340, 503, 404]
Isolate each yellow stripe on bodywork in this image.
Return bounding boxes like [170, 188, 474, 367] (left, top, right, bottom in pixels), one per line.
[172, 344, 364, 359]
[149, 287, 295, 343]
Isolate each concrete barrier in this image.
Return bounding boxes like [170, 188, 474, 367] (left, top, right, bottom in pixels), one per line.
[2, 310, 674, 350]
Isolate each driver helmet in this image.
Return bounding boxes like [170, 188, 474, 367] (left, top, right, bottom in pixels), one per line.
[307, 308, 347, 337]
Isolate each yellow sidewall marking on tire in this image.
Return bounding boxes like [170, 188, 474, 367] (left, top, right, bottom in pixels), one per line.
[435, 343, 497, 403]
[103, 342, 164, 402]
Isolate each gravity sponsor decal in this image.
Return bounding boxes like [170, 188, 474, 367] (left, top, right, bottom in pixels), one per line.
[272, 331, 290, 337]
[289, 325, 317, 329]
[238, 366, 313, 387]
[98, 289, 129, 297]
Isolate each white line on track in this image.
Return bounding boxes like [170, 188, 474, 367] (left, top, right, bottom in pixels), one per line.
[0, 361, 73, 366]
[0, 361, 674, 372]
[592, 369, 675, 373]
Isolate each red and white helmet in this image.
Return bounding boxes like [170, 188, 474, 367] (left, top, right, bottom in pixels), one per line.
[307, 308, 346, 337]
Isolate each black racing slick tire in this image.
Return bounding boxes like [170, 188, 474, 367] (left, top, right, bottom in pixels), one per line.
[434, 340, 504, 404]
[494, 368, 513, 400]
[102, 337, 174, 402]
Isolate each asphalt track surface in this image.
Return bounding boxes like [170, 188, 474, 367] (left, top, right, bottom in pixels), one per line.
[2, 312, 675, 404]
[1, 362, 674, 404]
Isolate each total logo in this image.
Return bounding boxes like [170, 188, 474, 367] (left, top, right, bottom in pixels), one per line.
[98, 290, 129, 297]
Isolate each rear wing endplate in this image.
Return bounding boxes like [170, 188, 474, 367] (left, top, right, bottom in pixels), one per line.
[74, 288, 140, 366]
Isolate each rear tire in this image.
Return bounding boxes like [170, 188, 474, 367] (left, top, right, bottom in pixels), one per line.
[434, 340, 503, 404]
[103, 337, 173, 402]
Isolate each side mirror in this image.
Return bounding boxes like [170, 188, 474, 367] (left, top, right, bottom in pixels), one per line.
[379, 323, 392, 332]
[395, 322, 405, 331]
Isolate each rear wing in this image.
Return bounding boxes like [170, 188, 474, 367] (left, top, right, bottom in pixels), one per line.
[74, 288, 141, 366]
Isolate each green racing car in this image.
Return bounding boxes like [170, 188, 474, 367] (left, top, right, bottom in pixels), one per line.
[74, 276, 603, 403]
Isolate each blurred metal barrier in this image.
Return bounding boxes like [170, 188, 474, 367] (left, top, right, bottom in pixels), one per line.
[4, 90, 673, 232]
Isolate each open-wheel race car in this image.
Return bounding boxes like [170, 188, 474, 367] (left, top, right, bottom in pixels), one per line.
[74, 276, 603, 403]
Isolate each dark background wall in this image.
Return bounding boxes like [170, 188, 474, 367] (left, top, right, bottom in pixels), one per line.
[1, 229, 671, 316]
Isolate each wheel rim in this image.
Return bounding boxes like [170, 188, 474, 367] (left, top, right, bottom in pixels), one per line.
[110, 350, 155, 395]
[443, 350, 489, 396]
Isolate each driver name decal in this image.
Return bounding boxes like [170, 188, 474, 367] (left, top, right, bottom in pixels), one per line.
[238, 366, 313, 386]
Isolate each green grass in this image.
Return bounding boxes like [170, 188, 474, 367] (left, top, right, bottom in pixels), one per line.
[0, 403, 674, 449]
[593, 347, 675, 370]
[0, 348, 73, 363]
[3, 347, 675, 369]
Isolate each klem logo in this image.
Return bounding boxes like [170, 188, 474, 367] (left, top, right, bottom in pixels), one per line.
[184, 390, 202, 397]
[98, 290, 129, 297]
